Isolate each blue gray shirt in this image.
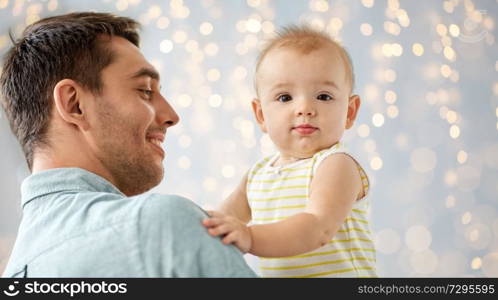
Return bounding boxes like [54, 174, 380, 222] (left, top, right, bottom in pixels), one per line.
[2, 168, 256, 277]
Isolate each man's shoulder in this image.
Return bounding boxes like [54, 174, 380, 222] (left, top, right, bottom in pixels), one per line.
[135, 193, 207, 221]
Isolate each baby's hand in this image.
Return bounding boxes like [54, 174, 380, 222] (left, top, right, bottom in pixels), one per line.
[202, 211, 252, 253]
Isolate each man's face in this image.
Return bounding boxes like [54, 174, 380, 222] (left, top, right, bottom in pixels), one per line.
[86, 36, 179, 196]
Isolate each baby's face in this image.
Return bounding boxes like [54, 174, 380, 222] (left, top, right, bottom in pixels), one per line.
[253, 44, 356, 159]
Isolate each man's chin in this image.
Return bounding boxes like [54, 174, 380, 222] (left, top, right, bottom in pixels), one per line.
[118, 163, 164, 196]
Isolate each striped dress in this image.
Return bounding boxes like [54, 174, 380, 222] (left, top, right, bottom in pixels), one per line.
[247, 143, 376, 278]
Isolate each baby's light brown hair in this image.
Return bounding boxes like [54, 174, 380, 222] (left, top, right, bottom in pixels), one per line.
[255, 25, 355, 95]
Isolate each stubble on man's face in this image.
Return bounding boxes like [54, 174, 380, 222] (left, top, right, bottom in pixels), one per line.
[94, 100, 164, 196]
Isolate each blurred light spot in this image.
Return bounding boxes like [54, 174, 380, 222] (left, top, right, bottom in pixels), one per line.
[444, 46, 456, 61]
[310, 0, 329, 12]
[239, 120, 254, 139]
[391, 43, 403, 56]
[178, 135, 191, 148]
[364, 84, 379, 101]
[222, 165, 235, 178]
[462, 212, 472, 225]
[173, 30, 188, 44]
[360, 23, 373, 36]
[370, 156, 383, 170]
[262, 21, 275, 34]
[116, 0, 128, 11]
[361, 0, 374, 8]
[457, 150, 468, 164]
[177, 94, 192, 108]
[178, 156, 191, 169]
[203, 177, 217, 192]
[466, 224, 492, 250]
[357, 124, 370, 138]
[449, 24, 460, 37]
[244, 34, 258, 48]
[372, 113, 385, 127]
[410, 147, 437, 173]
[384, 21, 400, 35]
[441, 35, 452, 47]
[0, 35, 8, 50]
[246, 18, 262, 33]
[375, 228, 400, 254]
[0, 0, 9, 9]
[445, 195, 456, 208]
[410, 250, 438, 275]
[47, 0, 58, 11]
[443, 1, 454, 13]
[444, 170, 457, 186]
[328, 18, 343, 31]
[471, 257, 482, 270]
[185, 40, 199, 53]
[382, 43, 393, 57]
[412, 43, 424, 56]
[364, 139, 376, 153]
[233, 66, 248, 81]
[446, 110, 458, 123]
[386, 105, 399, 118]
[156, 16, 170, 29]
[207, 68, 221, 82]
[236, 20, 247, 33]
[247, 0, 261, 8]
[208, 94, 223, 107]
[395, 133, 409, 150]
[160, 40, 173, 53]
[385, 90, 397, 103]
[436, 23, 448, 36]
[200, 22, 213, 35]
[449, 125, 460, 139]
[384, 69, 396, 82]
[405, 225, 432, 252]
[441, 64, 452, 78]
[482, 253, 498, 277]
[204, 42, 219, 56]
[493, 82, 498, 96]
[147, 5, 162, 19]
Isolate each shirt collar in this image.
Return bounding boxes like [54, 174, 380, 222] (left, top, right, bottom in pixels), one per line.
[21, 167, 125, 208]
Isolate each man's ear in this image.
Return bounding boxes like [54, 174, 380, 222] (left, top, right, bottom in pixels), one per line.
[251, 98, 267, 133]
[53, 79, 90, 131]
[345, 94, 361, 129]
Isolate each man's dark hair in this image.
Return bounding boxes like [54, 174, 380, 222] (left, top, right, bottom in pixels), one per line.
[0, 12, 140, 169]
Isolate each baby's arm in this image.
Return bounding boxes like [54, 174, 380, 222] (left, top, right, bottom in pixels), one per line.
[205, 153, 364, 256]
[248, 153, 364, 257]
[218, 173, 251, 223]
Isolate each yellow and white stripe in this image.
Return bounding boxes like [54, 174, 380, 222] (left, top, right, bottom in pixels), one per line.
[247, 142, 376, 278]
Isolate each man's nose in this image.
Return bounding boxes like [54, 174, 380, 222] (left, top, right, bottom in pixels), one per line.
[156, 94, 180, 127]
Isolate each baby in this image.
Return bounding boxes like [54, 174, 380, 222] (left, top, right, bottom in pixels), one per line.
[203, 25, 376, 278]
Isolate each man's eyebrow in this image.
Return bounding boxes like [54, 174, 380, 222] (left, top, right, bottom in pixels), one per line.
[128, 67, 160, 81]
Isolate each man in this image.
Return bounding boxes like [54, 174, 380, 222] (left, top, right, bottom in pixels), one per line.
[0, 12, 255, 277]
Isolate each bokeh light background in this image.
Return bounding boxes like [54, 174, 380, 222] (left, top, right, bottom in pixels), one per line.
[1, 0, 497, 277]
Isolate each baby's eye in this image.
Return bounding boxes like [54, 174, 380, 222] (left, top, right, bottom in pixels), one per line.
[277, 94, 292, 102]
[317, 93, 333, 101]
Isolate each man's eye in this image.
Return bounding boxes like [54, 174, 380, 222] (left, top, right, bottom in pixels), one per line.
[138, 89, 153, 99]
[317, 93, 333, 101]
[277, 94, 292, 102]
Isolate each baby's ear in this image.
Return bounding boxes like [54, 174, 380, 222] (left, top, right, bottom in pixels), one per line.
[251, 98, 267, 132]
[345, 95, 361, 129]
